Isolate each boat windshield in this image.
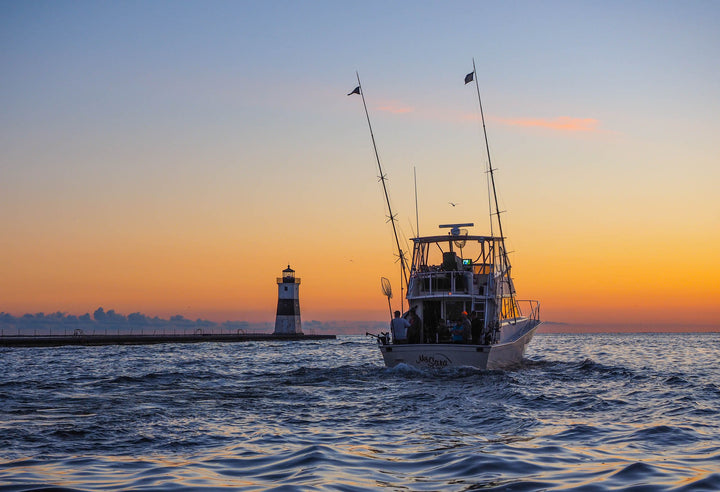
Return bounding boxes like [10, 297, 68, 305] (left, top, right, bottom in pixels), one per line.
[410, 235, 501, 274]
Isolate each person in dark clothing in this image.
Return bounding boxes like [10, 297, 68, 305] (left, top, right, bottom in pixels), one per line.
[407, 307, 421, 344]
[461, 312, 472, 343]
[470, 311, 484, 344]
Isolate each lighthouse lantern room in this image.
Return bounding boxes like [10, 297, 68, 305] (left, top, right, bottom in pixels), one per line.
[274, 265, 303, 335]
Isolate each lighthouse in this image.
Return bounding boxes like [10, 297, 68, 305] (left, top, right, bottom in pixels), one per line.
[274, 265, 303, 335]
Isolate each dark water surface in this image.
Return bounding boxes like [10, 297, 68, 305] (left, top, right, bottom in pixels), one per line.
[1, 333, 719, 490]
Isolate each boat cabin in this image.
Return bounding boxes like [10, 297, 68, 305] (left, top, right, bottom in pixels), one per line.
[404, 224, 522, 344]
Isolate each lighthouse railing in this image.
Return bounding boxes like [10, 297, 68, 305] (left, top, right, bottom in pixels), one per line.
[277, 277, 301, 284]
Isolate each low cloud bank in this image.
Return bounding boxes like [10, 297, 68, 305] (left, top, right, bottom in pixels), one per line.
[0, 309, 387, 336]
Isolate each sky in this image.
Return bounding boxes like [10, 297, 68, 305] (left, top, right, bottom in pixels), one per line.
[1, 1, 718, 330]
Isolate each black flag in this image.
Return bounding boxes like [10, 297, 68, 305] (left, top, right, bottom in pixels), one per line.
[348, 86, 361, 96]
[464, 72, 474, 84]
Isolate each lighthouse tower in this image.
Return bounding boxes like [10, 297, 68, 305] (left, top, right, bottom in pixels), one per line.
[274, 265, 303, 335]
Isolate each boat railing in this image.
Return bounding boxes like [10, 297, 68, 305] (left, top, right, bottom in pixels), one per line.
[515, 299, 540, 322]
[409, 270, 481, 297]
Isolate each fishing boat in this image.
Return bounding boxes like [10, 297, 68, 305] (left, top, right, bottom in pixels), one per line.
[377, 222, 541, 370]
[352, 63, 541, 370]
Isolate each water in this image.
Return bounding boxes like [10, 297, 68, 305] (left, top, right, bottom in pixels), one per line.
[1, 333, 719, 491]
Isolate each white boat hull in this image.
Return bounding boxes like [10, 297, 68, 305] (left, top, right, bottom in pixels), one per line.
[379, 318, 540, 370]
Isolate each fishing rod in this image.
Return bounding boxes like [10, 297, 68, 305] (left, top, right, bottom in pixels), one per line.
[350, 73, 409, 313]
[365, 331, 390, 345]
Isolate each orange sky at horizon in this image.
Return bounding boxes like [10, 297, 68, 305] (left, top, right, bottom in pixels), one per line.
[3, 207, 718, 327]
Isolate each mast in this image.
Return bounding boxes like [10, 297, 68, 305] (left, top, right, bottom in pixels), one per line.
[468, 59, 517, 320]
[351, 73, 409, 310]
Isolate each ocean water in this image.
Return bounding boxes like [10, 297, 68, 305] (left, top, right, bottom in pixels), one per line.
[1, 333, 719, 491]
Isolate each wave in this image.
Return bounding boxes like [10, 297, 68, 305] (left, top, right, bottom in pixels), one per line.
[2, 334, 720, 490]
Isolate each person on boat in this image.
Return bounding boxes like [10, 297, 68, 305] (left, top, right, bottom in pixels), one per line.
[437, 320, 450, 343]
[470, 312, 483, 344]
[407, 307, 421, 344]
[424, 306, 440, 343]
[390, 310, 410, 344]
[485, 320, 499, 344]
[451, 322, 464, 343]
[461, 312, 472, 342]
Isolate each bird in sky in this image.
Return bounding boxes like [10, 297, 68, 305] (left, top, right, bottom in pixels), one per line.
[449, 202, 459, 207]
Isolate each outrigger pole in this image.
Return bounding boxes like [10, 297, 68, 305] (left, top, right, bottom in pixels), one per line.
[414, 166, 420, 238]
[467, 59, 517, 318]
[351, 73, 409, 312]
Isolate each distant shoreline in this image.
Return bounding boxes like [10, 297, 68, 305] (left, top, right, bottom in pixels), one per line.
[2, 310, 717, 336]
[538, 323, 720, 334]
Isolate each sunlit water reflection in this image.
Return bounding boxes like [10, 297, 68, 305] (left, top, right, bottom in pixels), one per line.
[1, 333, 719, 490]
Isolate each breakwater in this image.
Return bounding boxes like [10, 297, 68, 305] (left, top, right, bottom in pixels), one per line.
[0, 333, 335, 347]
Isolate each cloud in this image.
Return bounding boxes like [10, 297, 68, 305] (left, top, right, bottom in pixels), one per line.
[400, 107, 605, 134]
[495, 116, 600, 132]
[375, 101, 414, 114]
